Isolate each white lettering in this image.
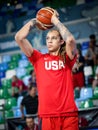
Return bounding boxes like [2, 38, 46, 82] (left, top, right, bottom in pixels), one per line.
[52, 61, 58, 70]
[45, 60, 65, 70]
[59, 60, 65, 69]
[45, 61, 51, 70]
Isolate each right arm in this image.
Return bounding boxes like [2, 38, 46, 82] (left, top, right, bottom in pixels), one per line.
[15, 19, 36, 57]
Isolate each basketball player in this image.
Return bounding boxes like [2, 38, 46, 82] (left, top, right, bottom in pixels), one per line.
[15, 8, 79, 130]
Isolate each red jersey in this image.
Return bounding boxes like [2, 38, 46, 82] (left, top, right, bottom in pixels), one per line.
[12, 79, 28, 90]
[28, 49, 78, 117]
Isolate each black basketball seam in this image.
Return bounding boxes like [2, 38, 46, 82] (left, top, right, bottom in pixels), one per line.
[37, 19, 53, 27]
[37, 13, 52, 21]
[37, 14, 52, 25]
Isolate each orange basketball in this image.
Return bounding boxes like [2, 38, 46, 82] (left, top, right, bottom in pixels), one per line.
[36, 7, 54, 30]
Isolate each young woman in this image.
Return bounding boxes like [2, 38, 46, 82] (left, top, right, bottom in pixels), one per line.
[15, 8, 79, 130]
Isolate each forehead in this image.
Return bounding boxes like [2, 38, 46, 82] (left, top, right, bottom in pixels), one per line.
[31, 87, 36, 90]
[26, 118, 34, 122]
[47, 30, 60, 37]
[12, 76, 17, 80]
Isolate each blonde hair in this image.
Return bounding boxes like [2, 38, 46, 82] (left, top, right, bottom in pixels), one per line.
[58, 40, 66, 63]
[54, 29, 66, 63]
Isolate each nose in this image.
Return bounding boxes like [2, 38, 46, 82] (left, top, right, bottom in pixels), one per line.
[48, 38, 53, 43]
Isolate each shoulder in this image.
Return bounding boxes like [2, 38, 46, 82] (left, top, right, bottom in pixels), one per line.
[23, 94, 30, 100]
[28, 49, 43, 63]
[32, 95, 38, 99]
[12, 81, 15, 85]
[18, 79, 23, 83]
[30, 49, 43, 57]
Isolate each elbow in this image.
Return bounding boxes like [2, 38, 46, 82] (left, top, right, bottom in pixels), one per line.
[15, 32, 24, 44]
[70, 35, 76, 43]
[67, 35, 76, 43]
[15, 32, 19, 41]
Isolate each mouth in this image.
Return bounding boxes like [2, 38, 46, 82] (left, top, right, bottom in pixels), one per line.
[48, 42, 53, 46]
[48, 45, 53, 48]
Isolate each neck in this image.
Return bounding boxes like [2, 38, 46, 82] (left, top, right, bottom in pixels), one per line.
[50, 52, 58, 56]
[29, 126, 34, 130]
[30, 94, 36, 97]
[49, 48, 60, 56]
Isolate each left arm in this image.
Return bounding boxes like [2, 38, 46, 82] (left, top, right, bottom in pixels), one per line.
[51, 11, 76, 60]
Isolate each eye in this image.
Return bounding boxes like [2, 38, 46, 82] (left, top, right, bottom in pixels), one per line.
[46, 37, 49, 40]
[53, 36, 56, 39]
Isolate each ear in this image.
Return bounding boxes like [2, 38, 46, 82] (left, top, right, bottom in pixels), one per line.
[60, 40, 65, 45]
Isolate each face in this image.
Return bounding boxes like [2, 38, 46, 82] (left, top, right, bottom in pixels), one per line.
[12, 76, 17, 82]
[46, 30, 63, 53]
[32, 71, 36, 77]
[90, 38, 96, 44]
[89, 42, 94, 48]
[26, 118, 34, 129]
[32, 71, 36, 81]
[30, 87, 37, 97]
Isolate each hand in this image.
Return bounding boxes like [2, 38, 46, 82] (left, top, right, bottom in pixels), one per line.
[31, 18, 37, 26]
[72, 68, 77, 73]
[36, 20, 49, 30]
[43, 7, 59, 24]
[45, 7, 59, 17]
[51, 8, 59, 24]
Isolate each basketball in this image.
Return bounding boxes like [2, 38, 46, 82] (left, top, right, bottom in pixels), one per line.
[36, 7, 54, 30]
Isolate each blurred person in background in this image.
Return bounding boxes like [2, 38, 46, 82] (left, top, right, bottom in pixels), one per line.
[25, 117, 38, 130]
[6, 19, 15, 34]
[84, 34, 97, 67]
[20, 83, 38, 119]
[92, 67, 98, 88]
[89, 34, 98, 63]
[11, 75, 28, 98]
[28, 70, 36, 85]
[72, 48, 85, 89]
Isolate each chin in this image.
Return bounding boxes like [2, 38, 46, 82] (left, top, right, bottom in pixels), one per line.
[48, 47, 55, 51]
[49, 50, 54, 53]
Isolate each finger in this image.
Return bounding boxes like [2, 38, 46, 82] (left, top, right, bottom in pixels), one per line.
[45, 7, 54, 10]
[36, 19, 42, 25]
[53, 10, 59, 17]
[36, 20, 49, 30]
[46, 7, 59, 16]
[32, 18, 36, 21]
